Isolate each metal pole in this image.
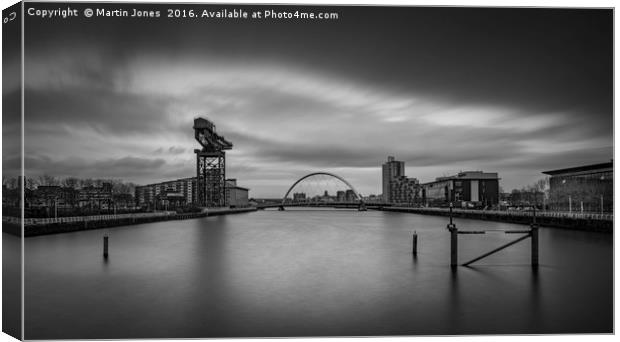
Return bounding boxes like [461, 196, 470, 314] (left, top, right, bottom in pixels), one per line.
[412, 231, 418, 255]
[569, 196, 572, 213]
[103, 236, 109, 258]
[449, 202, 453, 226]
[601, 195, 604, 214]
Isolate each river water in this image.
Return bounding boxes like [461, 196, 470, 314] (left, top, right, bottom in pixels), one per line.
[19, 209, 612, 339]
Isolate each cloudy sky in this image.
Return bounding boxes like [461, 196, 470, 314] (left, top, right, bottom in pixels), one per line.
[6, 3, 612, 197]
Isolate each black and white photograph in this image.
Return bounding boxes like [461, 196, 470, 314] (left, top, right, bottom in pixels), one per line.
[1, 0, 615, 340]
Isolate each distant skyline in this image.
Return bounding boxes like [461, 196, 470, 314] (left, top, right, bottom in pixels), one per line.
[4, 3, 613, 198]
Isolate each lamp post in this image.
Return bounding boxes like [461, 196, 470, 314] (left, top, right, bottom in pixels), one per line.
[562, 179, 572, 213]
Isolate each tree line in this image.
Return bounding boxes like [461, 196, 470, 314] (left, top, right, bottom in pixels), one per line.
[2, 175, 137, 195]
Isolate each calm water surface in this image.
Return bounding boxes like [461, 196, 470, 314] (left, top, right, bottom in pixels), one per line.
[22, 209, 612, 338]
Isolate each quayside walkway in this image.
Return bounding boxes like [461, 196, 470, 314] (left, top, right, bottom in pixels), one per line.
[382, 206, 612, 232]
[3, 207, 257, 237]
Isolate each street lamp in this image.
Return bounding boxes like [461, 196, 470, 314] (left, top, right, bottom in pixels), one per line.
[600, 175, 605, 214]
[562, 179, 572, 213]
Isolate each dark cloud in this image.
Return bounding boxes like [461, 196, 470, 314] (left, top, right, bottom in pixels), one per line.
[24, 5, 612, 118]
[18, 3, 613, 195]
[24, 88, 175, 136]
[226, 120, 606, 170]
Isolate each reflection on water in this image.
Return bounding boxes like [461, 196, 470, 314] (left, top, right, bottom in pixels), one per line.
[24, 209, 612, 339]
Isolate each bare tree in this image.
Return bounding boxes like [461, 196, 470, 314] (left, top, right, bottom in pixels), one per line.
[3, 176, 18, 189]
[25, 177, 38, 191]
[38, 174, 60, 187]
[62, 177, 80, 189]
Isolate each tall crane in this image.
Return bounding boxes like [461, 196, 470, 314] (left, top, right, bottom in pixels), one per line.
[193, 117, 232, 207]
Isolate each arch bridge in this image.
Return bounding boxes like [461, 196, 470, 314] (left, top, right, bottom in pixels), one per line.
[263, 172, 368, 211]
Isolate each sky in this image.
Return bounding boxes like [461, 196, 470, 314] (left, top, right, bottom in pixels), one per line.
[4, 2, 613, 198]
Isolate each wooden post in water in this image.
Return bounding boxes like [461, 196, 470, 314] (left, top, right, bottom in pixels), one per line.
[531, 225, 539, 267]
[412, 231, 418, 255]
[103, 236, 109, 258]
[531, 204, 539, 267]
[450, 227, 458, 267]
[447, 202, 457, 267]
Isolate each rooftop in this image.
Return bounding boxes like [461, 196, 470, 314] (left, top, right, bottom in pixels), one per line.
[542, 161, 613, 176]
[435, 171, 499, 182]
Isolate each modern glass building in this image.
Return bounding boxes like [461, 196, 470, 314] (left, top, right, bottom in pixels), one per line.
[421, 171, 500, 208]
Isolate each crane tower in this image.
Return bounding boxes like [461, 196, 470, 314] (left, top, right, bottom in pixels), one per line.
[193, 117, 232, 207]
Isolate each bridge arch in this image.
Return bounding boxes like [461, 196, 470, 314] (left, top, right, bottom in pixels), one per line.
[281, 172, 364, 205]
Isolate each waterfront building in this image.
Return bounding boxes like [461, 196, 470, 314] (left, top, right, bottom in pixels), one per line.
[345, 189, 357, 202]
[320, 190, 334, 202]
[112, 193, 135, 210]
[389, 176, 421, 205]
[135, 177, 196, 210]
[156, 188, 186, 210]
[382, 156, 405, 203]
[135, 184, 155, 208]
[226, 179, 250, 208]
[293, 192, 307, 202]
[136, 176, 250, 209]
[421, 171, 499, 208]
[336, 191, 346, 202]
[365, 194, 381, 203]
[543, 161, 613, 212]
[34, 185, 78, 209]
[78, 183, 113, 209]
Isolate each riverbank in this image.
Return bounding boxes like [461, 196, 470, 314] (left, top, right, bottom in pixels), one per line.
[380, 206, 612, 233]
[3, 207, 257, 237]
